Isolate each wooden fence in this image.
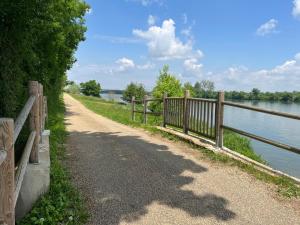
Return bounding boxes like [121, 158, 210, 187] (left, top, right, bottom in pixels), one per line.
[131, 95, 162, 124]
[131, 90, 300, 155]
[0, 81, 47, 225]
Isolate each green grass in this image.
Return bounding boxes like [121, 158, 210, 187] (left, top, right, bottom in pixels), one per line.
[18, 97, 88, 225]
[70, 93, 300, 198]
[71, 94, 263, 163]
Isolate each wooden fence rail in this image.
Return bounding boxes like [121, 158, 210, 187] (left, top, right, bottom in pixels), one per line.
[131, 90, 300, 157]
[0, 81, 47, 225]
[131, 96, 162, 124]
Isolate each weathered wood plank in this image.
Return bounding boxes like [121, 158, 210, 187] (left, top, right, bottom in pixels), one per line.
[39, 84, 44, 138]
[224, 101, 300, 120]
[131, 96, 135, 121]
[14, 131, 36, 207]
[14, 95, 36, 144]
[143, 95, 148, 124]
[183, 90, 190, 134]
[215, 92, 225, 147]
[162, 92, 167, 127]
[28, 81, 40, 163]
[0, 118, 15, 225]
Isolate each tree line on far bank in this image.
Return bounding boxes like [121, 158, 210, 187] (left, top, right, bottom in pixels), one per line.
[66, 65, 300, 103]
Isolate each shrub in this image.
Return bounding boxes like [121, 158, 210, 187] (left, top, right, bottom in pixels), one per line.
[122, 82, 146, 102]
[80, 80, 101, 97]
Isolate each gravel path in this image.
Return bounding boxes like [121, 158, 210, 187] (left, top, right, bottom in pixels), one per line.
[64, 94, 300, 225]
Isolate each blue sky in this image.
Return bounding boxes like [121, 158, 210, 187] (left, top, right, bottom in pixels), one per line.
[68, 0, 300, 91]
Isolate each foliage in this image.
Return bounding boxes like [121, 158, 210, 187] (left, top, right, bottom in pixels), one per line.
[71, 93, 300, 198]
[18, 98, 88, 225]
[80, 80, 101, 97]
[64, 83, 81, 94]
[152, 65, 183, 98]
[150, 65, 183, 112]
[225, 89, 300, 102]
[0, 0, 88, 118]
[183, 82, 195, 97]
[122, 82, 146, 102]
[194, 80, 215, 98]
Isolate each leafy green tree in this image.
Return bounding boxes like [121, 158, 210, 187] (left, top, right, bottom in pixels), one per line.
[80, 80, 101, 97]
[250, 88, 261, 100]
[194, 80, 215, 98]
[183, 82, 195, 97]
[280, 92, 293, 102]
[0, 0, 89, 117]
[151, 65, 183, 112]
[64, 83, 80, 94]
[152, 65, 183, 98]
[122, 82, 146, 102]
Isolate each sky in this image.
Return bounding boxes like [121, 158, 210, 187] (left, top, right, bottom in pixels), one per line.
[68, 0, 300, 92]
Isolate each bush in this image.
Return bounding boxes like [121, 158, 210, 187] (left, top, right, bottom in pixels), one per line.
[0, 0, 88, 118]
[64, 83, 81, 94]
[80, 80, 101, 97]
[122, 82, 146, 102]
[150, 65, 183, 112]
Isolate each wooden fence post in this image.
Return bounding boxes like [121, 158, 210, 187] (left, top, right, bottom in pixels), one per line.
[183, 90, 190, 134]
[0, 119, 15, 225]
[44, 96, 48, 124]
[39, 83, 44, 137]
[131, 96, 135, 121]
[162, 92, 167, 127]
[143, 95, 148, 124]
[215, 91, 224, 148]
[29, 81, 40, 163]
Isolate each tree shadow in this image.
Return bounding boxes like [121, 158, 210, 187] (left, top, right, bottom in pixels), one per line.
[65, 129, 236, 224]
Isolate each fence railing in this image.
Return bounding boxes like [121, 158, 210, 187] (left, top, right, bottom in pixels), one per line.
[0, 81, 47, 225]
[131, 90, 300, 156]
[131, 95, 162, 124]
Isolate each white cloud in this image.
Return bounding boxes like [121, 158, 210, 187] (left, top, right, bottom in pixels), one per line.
[133, 19, 201, 60]
[256, 19, 278, 36]
[148, 15, 156, 26]
[137, 62, 155, 70]
[183, 58, 203, 75]
[115, 57, 135, 71]
[93, 35, 140, 44]
[209, 53, 300, 91]
[293, 0, 300, 18]
[127, 0, 163, 6]
[181, 26, 192, 38]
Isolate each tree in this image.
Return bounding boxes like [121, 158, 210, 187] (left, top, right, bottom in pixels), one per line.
[151, 65, 183, 112]
[80, 80, 101, 97]
[251, 88, 261, 100]
[0, 0, 89, 117]
[194, 80, 215, 98]
[280, 92, 293, 102]
[122, 82, 146, 102]
[64, 82, 80, 94]
[152, 65, 183, 98]
[183, 82, 195, 97]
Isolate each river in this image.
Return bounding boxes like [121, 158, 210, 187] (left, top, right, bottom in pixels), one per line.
[101, 93, 300, 178]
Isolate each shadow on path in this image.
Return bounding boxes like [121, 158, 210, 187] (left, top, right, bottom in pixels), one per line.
[66, 128, 236, 224]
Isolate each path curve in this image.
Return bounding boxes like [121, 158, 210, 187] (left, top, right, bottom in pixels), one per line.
[64, 94, 300, 225]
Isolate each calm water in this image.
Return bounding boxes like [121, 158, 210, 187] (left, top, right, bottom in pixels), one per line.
[101, 93, 124, 102]
[101, 93, 300, 178]
[224, 101, 300, 178]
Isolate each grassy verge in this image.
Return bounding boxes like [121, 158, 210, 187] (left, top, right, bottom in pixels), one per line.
[70, 93, 300, 198]
[71, 94, 263, 162]
[18, 97, 88, 225]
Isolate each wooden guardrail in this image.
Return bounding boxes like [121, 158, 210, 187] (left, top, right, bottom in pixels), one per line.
[0, 81, 47, 225]
[131, 90, 300, 156]
[131, 95, 162, 124]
